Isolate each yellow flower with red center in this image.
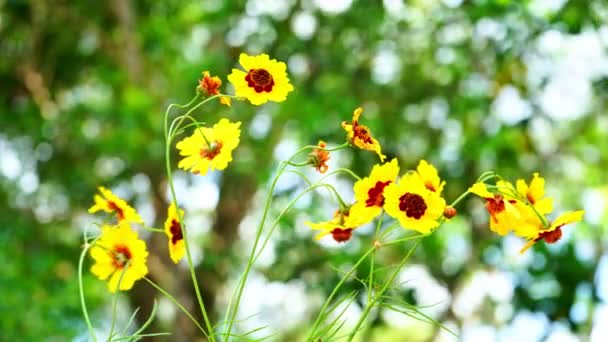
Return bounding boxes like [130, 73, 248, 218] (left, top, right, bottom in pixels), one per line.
[350, 158, 400, 225]
[88, 186, 143, 224]
[90, 222, 149, 292]
[384, 172, 446, 234]
[164, 203, 185, 263]
[515, 172, 553, 215]
[469, 182, 520, 236]
[176, 119, 241, 175]
[342, 107, 386, 161]
[308, 140, 330, 174]
[417, 160, 445, 194]
[305, 206, 367, 242]
[516, 210, 584, 254]
[227, 53, 294, 105]
[197, 71, 231, 106]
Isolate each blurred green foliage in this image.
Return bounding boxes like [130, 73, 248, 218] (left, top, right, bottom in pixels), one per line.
[1, 0, 607, 341]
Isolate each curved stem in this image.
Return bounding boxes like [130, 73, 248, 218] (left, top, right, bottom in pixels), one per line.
[165, 131, 216, 340]
[78, 237, 99, 342]
[307, 247, 376, 341]
[108, 261, 130, 339]
[346, 239, 422, 341]
[224, 142, 350, 339]
[144, 277, 208, 336]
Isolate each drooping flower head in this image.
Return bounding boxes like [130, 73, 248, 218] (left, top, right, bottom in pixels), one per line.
[308, 140, 330, 174]
[90, 222, 149, 292]
[468, 182, 522, 236]
[342, 107, 386, 161]
[350, 158, 400, 225]
[164, 203, 185, 263]
[516, 172, 553, 215]
[227, 53, 294, 105]
[176, 118, 241, 175]
[516, 210, 584, 254]
[416, 160, 445, 195]
[197, 71, 231, 106]
[88, 186, 143, 224]
[305, 206, 367, 243]
[384, 172, 446, 234]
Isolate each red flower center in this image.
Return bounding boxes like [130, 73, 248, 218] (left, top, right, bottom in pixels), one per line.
[398, 192, 427, 219]
[331, 228, 353, 242]
[366, 181, 391, 207]
[107, 201, 125, 220]
[538, 226, 563, 244]
[353, 124, 373, 144]
[245, 69, 275, 93]
[169, 219, 183, 245]
[200, 140, 223, 160]
[112, 245, 132, 268]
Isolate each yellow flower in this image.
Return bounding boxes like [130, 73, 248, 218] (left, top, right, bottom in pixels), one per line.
[176, 119, 241, 175]
[416, 160, 445, 194]
[517, 210, 584, 254]
[197, 71, 231, 106]
[227, 53, 294, 105]
[342, 107, 386, 161]
[305, 206, 368, 242]
[88, 186, 143, 224]
[516, 172, 553, 215]
[468, 182, 520, 236]
[164, 203, 185, 263]
[350, 158, 400, 225]
[90, 222, 149, 292]
[384, 172, 446, 234]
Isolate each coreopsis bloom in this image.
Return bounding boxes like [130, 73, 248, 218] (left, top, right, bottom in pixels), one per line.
[516, 210, 584, 254]
[227, 53, 294, 105]
[197, 71, 231, 106]
[88, 186, 143, 224]
[164, 203, 185, 263]
[350, 158, 400, 225]
[384, 172, 446, 234]
[342, 107, 386, 161]
[468, 182, 520, 236]
[516, 172, 553, 215]
[308, 140, 330, 173]
[176, 119, 241, 175]
[416, 160, 445, 194]
[305, 206, 367, 242]
[90, 222, 149, 292]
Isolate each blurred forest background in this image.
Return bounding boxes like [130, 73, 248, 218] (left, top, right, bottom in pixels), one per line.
[1, 0, 608, 341]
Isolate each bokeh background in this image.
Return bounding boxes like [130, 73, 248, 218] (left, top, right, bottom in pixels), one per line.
[1, 0, 608, 341]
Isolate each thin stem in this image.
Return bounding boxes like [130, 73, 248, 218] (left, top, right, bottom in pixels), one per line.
[308, 247, 376, 341]
[346, 239, 422, 341]
[448, 190, 470, 208]
[78, 237, 99, 342]
[165, 128, 215, 340]
[141, 226, 164, 233]
[108, 261, 130, 340]
[144, 278, 208, 337]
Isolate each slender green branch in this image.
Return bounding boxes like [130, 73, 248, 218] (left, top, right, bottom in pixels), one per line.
[307, 247, 376, 341]
[346, 239, 422, 341]
[144, 278, 208, 337]
[108, 262, 130, 340]
[78, 236, 99, 342]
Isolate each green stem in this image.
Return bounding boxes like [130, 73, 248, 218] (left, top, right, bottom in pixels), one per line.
[308, 247, 376, 341]
[449, 190, 470, 208]
[164, 101, 216, 341]
[346, 239, 422, 341]
[108, 261, 130, 340]
[144, 278, 208, 336]
[224, 142, 350, 339]
[78, 237, 99, 342]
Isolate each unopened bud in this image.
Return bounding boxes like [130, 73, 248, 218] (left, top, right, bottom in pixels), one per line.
[444, 206, 457, 219]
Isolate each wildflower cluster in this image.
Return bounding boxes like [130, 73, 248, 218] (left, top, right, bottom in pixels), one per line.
[79, 52, 584, 341]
